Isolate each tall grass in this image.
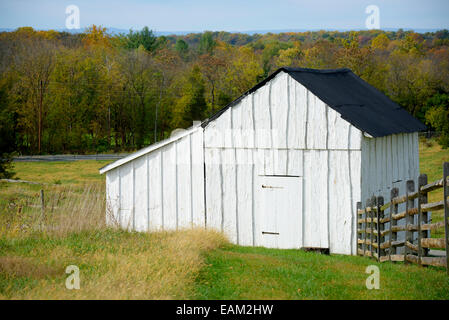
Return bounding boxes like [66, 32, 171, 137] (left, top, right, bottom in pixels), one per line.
[0, 183, 228, 299]
[0, 183, 107, 238]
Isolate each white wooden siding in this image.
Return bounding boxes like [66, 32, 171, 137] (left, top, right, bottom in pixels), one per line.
[105, 127, 205, 232]
[204, 71, 363, 254]
[360, 132, 420, 249]
[119, 162, 133, 230]
[361, 132, 419, 203]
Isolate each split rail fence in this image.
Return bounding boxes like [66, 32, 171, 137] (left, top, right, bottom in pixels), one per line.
[357, 162, 449, 275]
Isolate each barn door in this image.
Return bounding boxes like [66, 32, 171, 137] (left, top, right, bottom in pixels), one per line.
[258, 176, 302, 249]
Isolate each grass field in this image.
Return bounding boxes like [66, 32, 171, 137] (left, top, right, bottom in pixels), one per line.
[0, 139, 448, 300]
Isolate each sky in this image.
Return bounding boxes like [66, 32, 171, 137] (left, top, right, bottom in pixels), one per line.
[0, 0, 448, 32]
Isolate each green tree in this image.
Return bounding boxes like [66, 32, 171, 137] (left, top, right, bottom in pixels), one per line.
[172, 66, 207, 128]
[175, 39, 189, 59]
[0, 76, 16, 178]
[424, 93, 449, 147]
[198, 31, 216, 55]
[122, 27, 158, 52]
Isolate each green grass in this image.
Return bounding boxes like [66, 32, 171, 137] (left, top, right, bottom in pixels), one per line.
[11, 160, 108, 185]
[0, 160, 108, 212]
[419, 138, 449, 238]
[194, 245, 449, 300]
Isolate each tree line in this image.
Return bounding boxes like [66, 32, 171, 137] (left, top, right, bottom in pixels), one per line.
[1, 26, 449, 165]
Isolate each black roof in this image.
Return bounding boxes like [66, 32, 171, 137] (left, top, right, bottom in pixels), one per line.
[202, 67, 426, 137]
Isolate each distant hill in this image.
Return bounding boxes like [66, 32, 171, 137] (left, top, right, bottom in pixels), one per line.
[0, 27, 446, 36]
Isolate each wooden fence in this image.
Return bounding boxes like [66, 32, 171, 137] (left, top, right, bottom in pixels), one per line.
[357, 162, 449, 275]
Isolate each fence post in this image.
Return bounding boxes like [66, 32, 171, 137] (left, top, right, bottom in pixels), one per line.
[364, 198, 370, 256]
[390, 188, 399, 261]
[404, 180, 415, 265]
[417, 174, 428, 266]
[370, 195, 377, 259]
[40, 189, 45, 229]
[443, 162, 449, 275]
[377, 196, 384, 262]
[357, 201, 362, 256]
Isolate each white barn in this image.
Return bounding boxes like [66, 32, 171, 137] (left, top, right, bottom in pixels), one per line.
[99, 67, 425, 255]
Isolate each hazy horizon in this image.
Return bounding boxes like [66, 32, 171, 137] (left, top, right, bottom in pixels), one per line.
[1, 0, 448, 32]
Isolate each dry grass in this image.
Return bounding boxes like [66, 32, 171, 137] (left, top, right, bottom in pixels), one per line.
[0, 256, 63, 279]
[0, 229, 227, 300]
[0, 183, 228, 299]
[0, 183, 107, 239]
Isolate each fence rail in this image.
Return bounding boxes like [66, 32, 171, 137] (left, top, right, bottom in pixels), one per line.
[357, 162, 449, 275]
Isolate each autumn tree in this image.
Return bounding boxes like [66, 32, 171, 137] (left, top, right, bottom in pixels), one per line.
[172, 65, 207, 128]
[121, 46, 157, 148]
[12, 36, 56, 153]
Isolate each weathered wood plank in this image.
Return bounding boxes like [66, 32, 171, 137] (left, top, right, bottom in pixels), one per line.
[392, 207, 418, 221]
[421, 221, 446, 231]
[380, 202, 391, 212]
[406, 254, 419, 264]
[421, 200, 446, 213]
[420, 178, 444, 193]
[405, 241, 418, 252]
[377, 196, 385, 261]
[388, 224, 420, 233]
[370, 196, 376, 258]
[390, 254, 405, 262]
[389, 188, 399, 260]
[444, 162, 449, 274]
[417, 174, 428, 264]
[379, 216, 390, 224]
[421, 238, 446, 249]
[357, 201, 363, 256]
[392, 191, 418, 205]
[421, 256, 447, 267]
[358, 218, 378, 224]
[420, 178, 444, 192]
[380, 240, 406, 249]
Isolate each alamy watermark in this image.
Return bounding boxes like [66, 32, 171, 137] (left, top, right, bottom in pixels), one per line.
[65, 5, 80, 30]
[365, 265, 380, 289]
[365, 5, 380, 30]
[65, 265, 80, 290]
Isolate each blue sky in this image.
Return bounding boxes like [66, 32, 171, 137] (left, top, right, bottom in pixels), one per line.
[0, 0, 448, 32]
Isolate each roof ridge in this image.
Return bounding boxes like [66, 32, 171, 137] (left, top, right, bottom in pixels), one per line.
[282, 67, 351, 74]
